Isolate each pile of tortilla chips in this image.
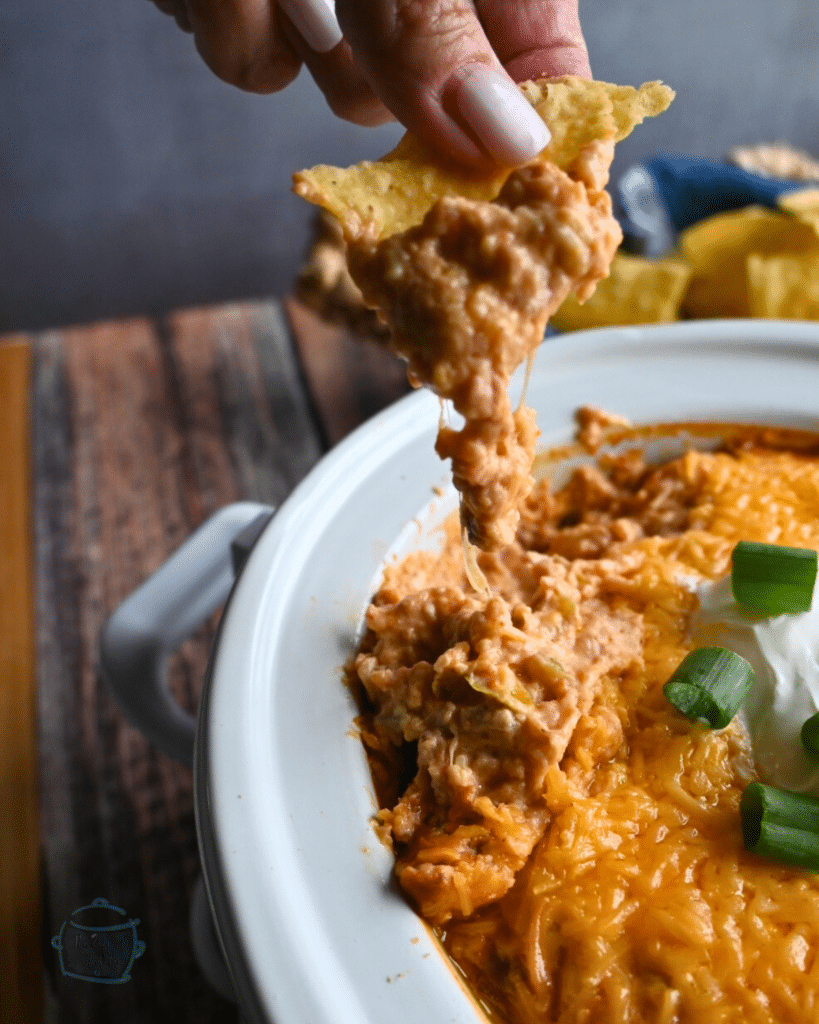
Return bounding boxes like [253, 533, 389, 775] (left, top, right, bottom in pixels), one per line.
[554, 182, 819, 331]
[679, 189, 819, 320]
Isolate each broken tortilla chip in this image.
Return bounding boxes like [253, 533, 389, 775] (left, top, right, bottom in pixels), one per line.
[293, 77, 674, 243]
[680, 205, 819, 318]
[778, 187, 819, 237]
[550, 252, 692, 331]
[747, 252, 819, 319]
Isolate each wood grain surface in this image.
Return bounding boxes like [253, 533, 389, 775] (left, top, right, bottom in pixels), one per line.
[20, 299, 408, 1023]
[0, 339, 41, 1024]
[285, 297, 410, 447]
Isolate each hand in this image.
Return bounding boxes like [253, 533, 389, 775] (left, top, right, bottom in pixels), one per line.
[150, 0, 590, 168]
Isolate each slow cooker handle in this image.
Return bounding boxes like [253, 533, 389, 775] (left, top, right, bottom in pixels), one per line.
[99, 502, 275, 766]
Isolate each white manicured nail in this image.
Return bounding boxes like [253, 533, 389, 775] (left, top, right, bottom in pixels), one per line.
[279, 0, 342, 54]
[456, 66, 551, 165]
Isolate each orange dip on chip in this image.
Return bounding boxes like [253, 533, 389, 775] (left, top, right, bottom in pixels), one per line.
[295, 77, 674, 551]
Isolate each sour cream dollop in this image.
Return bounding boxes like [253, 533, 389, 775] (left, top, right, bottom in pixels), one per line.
[692, 576, 819, 795]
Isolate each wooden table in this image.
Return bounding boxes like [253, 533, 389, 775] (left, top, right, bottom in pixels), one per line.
[2, 299, 409, 1024]
[0, 340, 39, 1024]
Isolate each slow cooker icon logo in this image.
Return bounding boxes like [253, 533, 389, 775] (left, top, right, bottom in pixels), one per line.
[51, 897, 146, 984]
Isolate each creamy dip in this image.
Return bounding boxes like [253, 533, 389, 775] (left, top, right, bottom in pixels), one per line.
[348, 144, 621, 551]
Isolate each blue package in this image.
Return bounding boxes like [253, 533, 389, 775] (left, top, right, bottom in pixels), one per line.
[617, 152, 807, 256]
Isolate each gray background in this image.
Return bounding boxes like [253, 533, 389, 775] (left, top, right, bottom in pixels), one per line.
[2, 0, 818, 332]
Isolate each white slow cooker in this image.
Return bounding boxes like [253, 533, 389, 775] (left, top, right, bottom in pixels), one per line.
[101, 320, 819, 1024]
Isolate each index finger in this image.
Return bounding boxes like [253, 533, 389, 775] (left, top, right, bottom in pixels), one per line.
[185, 0, 303, 93]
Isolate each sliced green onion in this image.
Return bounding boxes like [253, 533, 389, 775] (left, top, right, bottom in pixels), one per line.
[663, 647, 754, 729]
[731, 540, 818, 616]
[740, 781, 819, 871]
[801, 712, 819, 763]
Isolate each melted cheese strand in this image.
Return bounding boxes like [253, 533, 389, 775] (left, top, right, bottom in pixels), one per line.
[438, 396, 449, 431]
[518, 348, 537, 412]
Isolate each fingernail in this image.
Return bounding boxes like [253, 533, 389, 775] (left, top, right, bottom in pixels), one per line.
[455, 66, 551, 165]
[278, 0, 342, 54]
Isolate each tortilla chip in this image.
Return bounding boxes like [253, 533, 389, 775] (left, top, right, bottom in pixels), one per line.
[293, 77, 674, 243]
[680, 206, 819, 318]
[778, 187, 819, 237]
[728, 143, 819, 182]
[747, 252, 819, 319]
[520, 78, 674, 172]
[550, 252, 692, 331]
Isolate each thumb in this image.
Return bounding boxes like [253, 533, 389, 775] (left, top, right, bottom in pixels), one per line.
[335, 0, 552, 168]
